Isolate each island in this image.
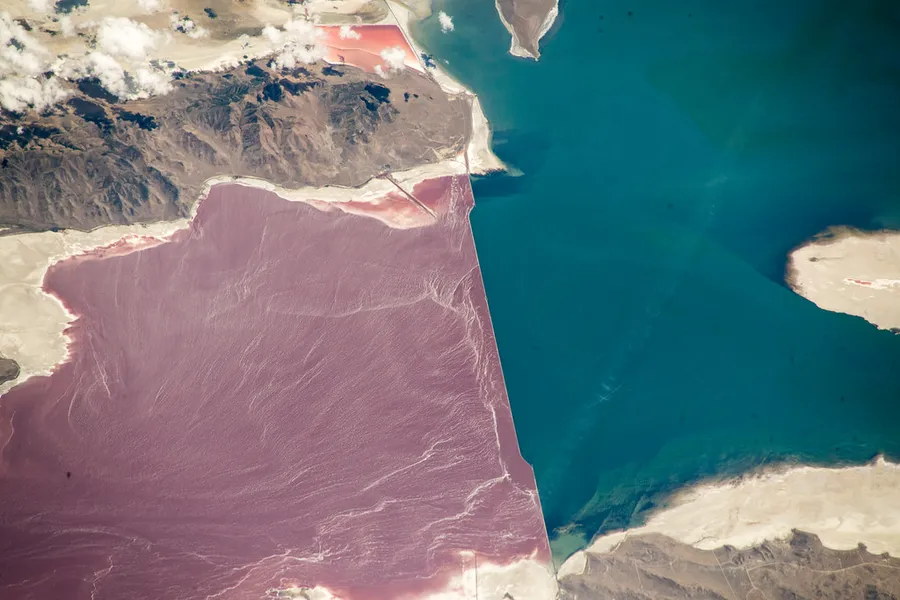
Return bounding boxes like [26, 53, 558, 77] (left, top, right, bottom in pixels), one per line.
[787, 227, 900, 332]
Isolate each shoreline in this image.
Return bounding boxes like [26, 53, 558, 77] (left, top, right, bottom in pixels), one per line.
[0, 5, 507, 396]
[266, 555, 555, 600]
[0, 170, 558, 600]
[558, 455, 900, 579]
[0, 220, 191, 397]
[493, 0, 560, 60]
[494, 0, 531, 59]
[786, 226, 900, 332]
[385, 1, 508, 175]
[1, 5, 541, 598]
[0, 178, 559, 600]
[0, 159, 469, 398]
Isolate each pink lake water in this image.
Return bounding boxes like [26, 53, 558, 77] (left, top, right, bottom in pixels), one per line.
[318, 25, 423, 75]
[0, 177, 550, 600]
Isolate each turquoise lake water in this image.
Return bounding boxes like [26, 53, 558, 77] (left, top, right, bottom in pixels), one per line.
[413, 0, 900, 560]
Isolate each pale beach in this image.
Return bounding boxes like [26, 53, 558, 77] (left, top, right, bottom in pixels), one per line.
[559, 456, 900, 579]
[787, 227, 900, 332]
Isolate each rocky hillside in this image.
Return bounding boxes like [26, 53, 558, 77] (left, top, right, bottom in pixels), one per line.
[559, 531, 900, 600]
[0, 61, 469, 233]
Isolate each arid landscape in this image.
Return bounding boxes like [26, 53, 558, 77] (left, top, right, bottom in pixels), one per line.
[2, 1, 898, 599]
[559, 530, 900, 600]
[0, 2, 559, 599]
[0, 60, 469, 232]
[787, 227, 900, 333]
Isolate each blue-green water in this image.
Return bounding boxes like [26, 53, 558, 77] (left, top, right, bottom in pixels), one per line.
[414, 0, 900, 560]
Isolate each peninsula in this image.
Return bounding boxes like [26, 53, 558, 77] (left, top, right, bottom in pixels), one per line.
[494, 0, 559, 59]
[787, 227, 900, 332]
[0, 1, 555, 599]
[558, 458, 900, 600]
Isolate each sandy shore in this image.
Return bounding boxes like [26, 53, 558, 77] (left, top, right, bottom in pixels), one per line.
[266, 556, 556, 600]
[494, 0, 529, 59]
[203, 158, 469, 229]
[385, 1, 507, 175]
[493, 0, 559, 60]
[0, 221, 190, 397]
[266, 584, 340, 600]
[5, 0, 382, 74]
[787, 227, 900, 332]
[0, 157, 473, 397]
[1, 0, 507, 394]
[422, 555, 557, 600]
[558, 456, 900, 579]
[5, 0, 504, 176]
[466, 96, 507, 175]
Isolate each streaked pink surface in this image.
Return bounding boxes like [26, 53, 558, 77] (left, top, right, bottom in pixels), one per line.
[318, 25, 423, 73]
[0, 177, 550, 600]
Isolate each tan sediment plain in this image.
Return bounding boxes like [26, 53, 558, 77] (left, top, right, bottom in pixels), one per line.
[5, 0, 435, 76]
[6, 0, 389, 73]
[787, 227, 900, 332]
[494, 0, 559, 60]
[558, 456, 900, 582]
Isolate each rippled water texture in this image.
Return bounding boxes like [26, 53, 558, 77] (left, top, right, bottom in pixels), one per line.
[414, 0, 900, 557]
[0, 179, 550, 598]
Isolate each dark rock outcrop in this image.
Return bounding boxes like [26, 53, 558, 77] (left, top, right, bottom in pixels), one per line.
[0, 357, 19, 386]
[0, 62, 468, 233]
[559, 531, 900, 600]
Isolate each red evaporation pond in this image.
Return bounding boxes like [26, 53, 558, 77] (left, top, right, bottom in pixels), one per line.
[0, 176, 549, 600]
[318, 24, 423, 74]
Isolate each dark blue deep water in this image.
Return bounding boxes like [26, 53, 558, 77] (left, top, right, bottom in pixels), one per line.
[414, 0, 900, 560]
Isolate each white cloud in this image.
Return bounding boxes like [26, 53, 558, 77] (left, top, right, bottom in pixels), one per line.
[376, 46, 406, 77]
[170, 13, 208, 39]
[72, 50, 172, 100]
[76, 17, 172, 100]
[338, 25, 361, 40]
[263, 19, 325, 70]
[0, 13, 180, 112]
[59, 16, 76, 37]
[438, 11, 454, 33]
[261, 24, 282, 44]
[137, 0, 163, 12]
[0, 76, 68, 113]
[97, 17, 160, 59]
[0, 12, 70, 111]
[127, 63, 172, 95]
[26, 0, 52, 12]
